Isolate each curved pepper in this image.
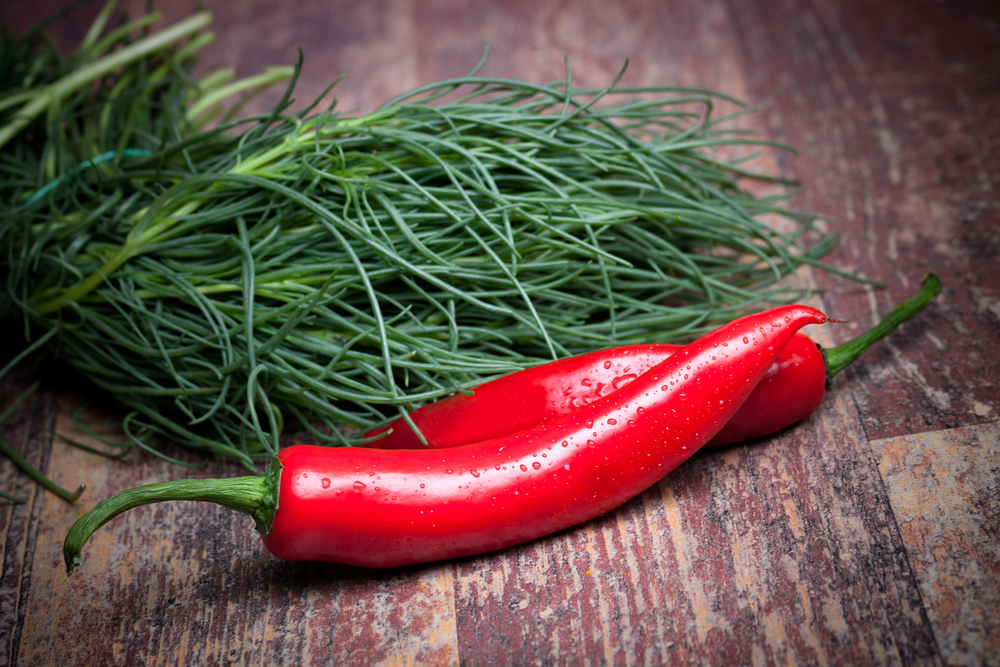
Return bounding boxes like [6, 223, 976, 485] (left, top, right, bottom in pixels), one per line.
[365, 335, 825, 450]
[366, 274, 942, 450]
[65, 304, 825, 572]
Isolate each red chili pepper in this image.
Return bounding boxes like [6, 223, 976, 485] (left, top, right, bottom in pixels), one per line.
[364, 335, 824, 450]
[366, 274, 941, 450]
[64, 304, 827, 572]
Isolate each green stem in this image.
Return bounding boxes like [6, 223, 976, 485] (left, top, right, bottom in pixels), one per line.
[80, 0, 121, 52]
[0, 380, 87, 502]
[0, 11, 212, 151]
[0, 492, 25, 505]
[187, 66, 295, 121]
[64, 457, 281, 575]
[0, 327, 58, 382]
[0, 435, 85, 502]
[29, 244, 137, 314]
[825, 274, 942, 379]
[29, 238, 140, 314]
[0, 89, 37, 113]
[28, 108, 397, 314]
[48, 430, 132, 460]
[28, 196, 201, 314]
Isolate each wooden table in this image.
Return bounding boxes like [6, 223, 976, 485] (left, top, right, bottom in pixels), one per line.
[1, 0, 998, 664]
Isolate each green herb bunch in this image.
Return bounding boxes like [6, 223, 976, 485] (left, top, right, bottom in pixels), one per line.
[1, 4, 844, 469]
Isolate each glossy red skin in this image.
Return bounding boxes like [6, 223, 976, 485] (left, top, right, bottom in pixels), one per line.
[261, 306, 826, 568]
[365, 334, 828, 450]
[708, 334, 827, 446]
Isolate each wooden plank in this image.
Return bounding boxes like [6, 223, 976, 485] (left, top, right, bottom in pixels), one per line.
[872, 422, 1000, 667]
[0, 0, 996, 664]
[725, 0, 1000, 439]
[0, 369, 58, 667]
[15, 408, 459, 666]
[453, 388, 940, 665]
[409, 0, 759, 92]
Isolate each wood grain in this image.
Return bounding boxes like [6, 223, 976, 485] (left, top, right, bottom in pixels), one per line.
[16, 410, 463, 666]
[726, 0, 1000, 438]
[1, 0, 998, 664]
[0, 369, 57, 667]
[452, 388, 940, 666]
[872, 423, 1000, 667]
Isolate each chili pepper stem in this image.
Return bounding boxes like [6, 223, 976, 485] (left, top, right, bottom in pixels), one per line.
[63, 458, 282, 575]
[824, 274, 942, 380]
